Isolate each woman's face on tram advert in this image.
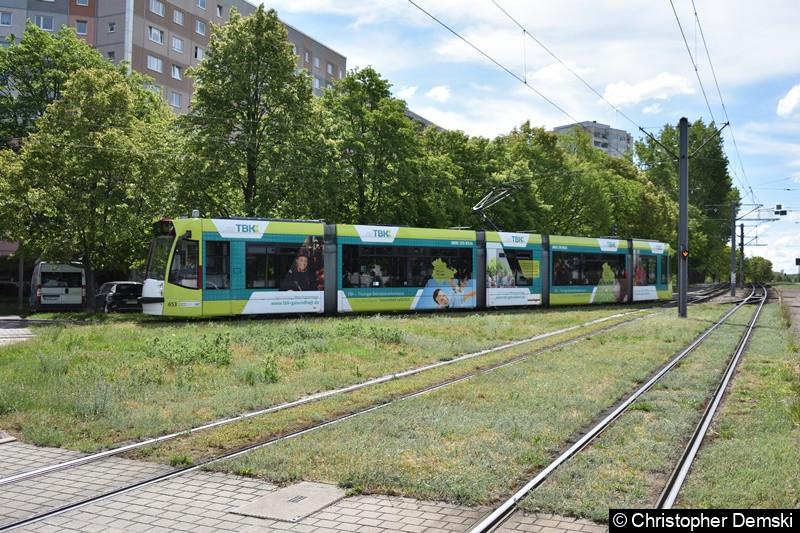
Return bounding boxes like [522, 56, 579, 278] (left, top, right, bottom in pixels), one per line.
[296, 255, 309, 272]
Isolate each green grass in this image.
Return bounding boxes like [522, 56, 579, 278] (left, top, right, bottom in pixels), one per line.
[675, 299, 800, 508]
[203, 306, 730, 505]
[5, 299, 792, 512]
[517, 304, 758, 521]
[0, 295, 24, 315]
[0, 305, 648, 452]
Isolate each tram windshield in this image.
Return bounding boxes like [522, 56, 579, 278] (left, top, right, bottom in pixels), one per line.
[146, 235, 174, 281]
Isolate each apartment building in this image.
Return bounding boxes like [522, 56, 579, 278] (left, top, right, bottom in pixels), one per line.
[0, 0, 346, 111]
[553, 121, 633, 158]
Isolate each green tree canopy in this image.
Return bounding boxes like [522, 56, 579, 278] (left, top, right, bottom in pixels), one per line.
[745, 256, 773, 282]
[321, 67, 429, 225]
[0, 22, 112, 150]
[185, 6, 313, 217]
[420, 128, 496, 228]
[1, 67, 176, 308]
[635, 119, 739, 279]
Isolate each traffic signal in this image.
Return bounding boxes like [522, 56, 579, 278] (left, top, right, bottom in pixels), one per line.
[681, 249, 689, 259]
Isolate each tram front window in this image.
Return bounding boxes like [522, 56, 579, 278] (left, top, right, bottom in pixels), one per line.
[169, 238, 199, 288]
[146, 235, 174, 281]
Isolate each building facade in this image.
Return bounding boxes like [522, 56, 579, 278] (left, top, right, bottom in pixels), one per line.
[553, 121, 633, 158]
[0, 0, 346, 111]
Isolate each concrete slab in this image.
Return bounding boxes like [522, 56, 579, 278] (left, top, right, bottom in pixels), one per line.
[232, 481, 346, 522]
[0, 429, 16, 444]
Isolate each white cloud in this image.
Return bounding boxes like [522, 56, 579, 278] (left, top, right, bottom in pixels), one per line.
[777, 85, 800, 117]
[642, 103, 662, 115]
[603, 73, 695, 107]
[470, 82, 495, 92]
[425, 85, 451, 102]
[527, 62, 594, 85]
[396, 86, 418, 99]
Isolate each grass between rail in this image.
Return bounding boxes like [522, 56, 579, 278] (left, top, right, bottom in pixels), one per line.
[519, 294, 800, 519]
[676, 289, 800, 509]
[517, 303, 757, 520]
[0, 305, 646, 451]
[200, 306, 731, 505]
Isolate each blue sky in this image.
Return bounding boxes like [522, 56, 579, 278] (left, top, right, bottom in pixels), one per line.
[255, 0, 800, 273]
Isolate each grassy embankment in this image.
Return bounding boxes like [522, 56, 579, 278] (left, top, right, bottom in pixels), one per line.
[204, 305, 734, 505]
[519, 290, 799, 518]
[0, 305, 648, 452]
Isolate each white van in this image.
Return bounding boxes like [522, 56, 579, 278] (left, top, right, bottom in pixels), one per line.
[29, 262, 86, 313]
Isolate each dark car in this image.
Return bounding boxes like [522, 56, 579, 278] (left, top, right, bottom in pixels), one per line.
[95, 281, 143, 313]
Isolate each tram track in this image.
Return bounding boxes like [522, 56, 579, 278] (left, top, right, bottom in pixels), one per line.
[0, 292, 747, 531]
[0, 305, 661, 531]
[0, 307, 653, 488]
[466, 284, 767, 533]
[656, 284, 768, 509]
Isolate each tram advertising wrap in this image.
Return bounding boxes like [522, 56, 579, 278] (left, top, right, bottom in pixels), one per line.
[337, 224, 477, 313]
[141, 216, 671, 317]
[485, 232, 543, 307]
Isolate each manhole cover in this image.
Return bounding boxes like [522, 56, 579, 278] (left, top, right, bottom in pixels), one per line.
[232, 481, 346, 522]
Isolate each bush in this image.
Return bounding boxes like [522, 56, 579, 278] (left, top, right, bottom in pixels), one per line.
[0, 281, 29, 297]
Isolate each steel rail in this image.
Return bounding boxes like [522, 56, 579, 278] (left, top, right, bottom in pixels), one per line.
[0, 307, 650, 488]
[1, 310, 661, 532]
[657, 284, 767, 508]
[466, 285, 758, 533]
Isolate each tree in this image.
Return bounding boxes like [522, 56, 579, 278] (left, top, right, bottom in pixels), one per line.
[476, 122, 565, 233]
[420, 128, 495, 229]
[635, 119, 738, 278]
[582, 138, 675, 243]
[0, 22, 111, 150]
[321, 67, 428, 225]
[1, 67, 176, 311]
[185, 6, 313, 217]
[276, 98, 348, 222]
[745, 256, 773, 282]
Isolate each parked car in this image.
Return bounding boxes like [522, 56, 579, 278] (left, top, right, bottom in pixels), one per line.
[95, 281, 142, 313]
[29, 262, 86, 313]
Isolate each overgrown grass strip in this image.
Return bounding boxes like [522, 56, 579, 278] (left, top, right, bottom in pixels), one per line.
[676, 296, 800, 508]
[203, 306, 730, 505]
[517, 304, 758, 520]
[0, 306, 646, 451]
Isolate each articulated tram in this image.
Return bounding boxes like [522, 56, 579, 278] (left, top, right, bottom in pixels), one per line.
[140, 216, 671, 317]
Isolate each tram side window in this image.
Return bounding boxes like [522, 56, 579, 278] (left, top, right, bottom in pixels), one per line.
[341, 245, 473, 289]
[205, 241, 230, 290]
[342, 244, 411, 288]
[422, 247, 472, 287]
[552, 252, 626, 286]
[660, 256, 669, 284]
[499, 250, 534, 287]
[246, 243, 275, 289]
[634, 255, 658, 286]
[246, 243, 298, 289]
[168, 238, 199, 288]
[645, 256, 657, 285]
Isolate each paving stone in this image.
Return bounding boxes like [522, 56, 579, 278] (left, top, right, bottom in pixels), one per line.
[1, 423, 614, 533]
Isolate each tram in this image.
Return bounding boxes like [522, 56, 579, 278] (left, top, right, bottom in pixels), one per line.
[140, 216, 671, 317]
